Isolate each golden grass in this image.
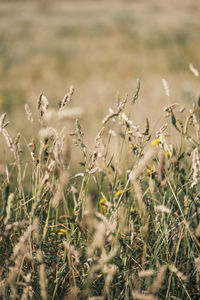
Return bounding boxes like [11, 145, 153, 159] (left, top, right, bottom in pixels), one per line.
[0, 79, 199, 299]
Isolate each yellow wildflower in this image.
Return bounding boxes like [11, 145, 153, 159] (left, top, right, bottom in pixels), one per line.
[151, 138, 161, 147]
[146, 167, 154, 176]
[165, 151, 170, 158]
[57, 228, 67, 235]
[99, 197, 107, 215]
[114, 189, 124, 197]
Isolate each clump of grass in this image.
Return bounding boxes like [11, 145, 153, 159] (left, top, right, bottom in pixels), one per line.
[0, 81, 200, 300]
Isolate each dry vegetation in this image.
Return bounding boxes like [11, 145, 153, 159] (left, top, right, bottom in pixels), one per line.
[0, 1, 200, 299]
[0, 78, 200, 299]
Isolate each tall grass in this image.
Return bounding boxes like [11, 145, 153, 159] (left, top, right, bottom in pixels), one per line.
[0, 82, 200, 300]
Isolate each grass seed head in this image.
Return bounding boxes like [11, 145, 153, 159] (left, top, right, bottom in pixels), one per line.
[25, 103, 34, 123]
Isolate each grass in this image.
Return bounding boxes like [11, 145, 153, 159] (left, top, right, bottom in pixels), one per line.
[0, 79, 200, 299]
[0, 1, 200, 298]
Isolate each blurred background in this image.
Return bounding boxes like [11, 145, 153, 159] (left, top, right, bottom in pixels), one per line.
[0, 0, 200, 140]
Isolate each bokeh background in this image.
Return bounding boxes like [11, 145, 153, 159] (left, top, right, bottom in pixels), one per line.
[0, 0, 200, 140]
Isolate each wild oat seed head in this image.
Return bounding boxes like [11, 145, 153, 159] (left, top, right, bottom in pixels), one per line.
[38, 94, 49, 116]
[60, 85, 74, 109]
[25, 104, 34, 123]
[2, 129, 16, 152]
[0, 113, 7, 131]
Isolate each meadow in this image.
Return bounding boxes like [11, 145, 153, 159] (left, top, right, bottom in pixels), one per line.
[0, 1, 200, 299]
[0, 79, 200, 299]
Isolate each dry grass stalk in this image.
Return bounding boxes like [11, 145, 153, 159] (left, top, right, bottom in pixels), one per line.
[151, 265, 167, 293]
[143, 117, 150, 135]
[63, 241, 80, 264]
[189, 63, 199, 77]
[6, 219, 38, 298]
[122, 112, 143, 138]
[25, 103, 34, 123]
[0, 113, 8, 131]
[129, 148, 157, 217]
[0, 280, 6, 297]
[183, 115, 192, 135]
[38, 93, 49, 116]
[191, 108, 200, 139]
[2, 128, 24, 197]
[61, 134, 71, 167]
[38, 251, 48, 300]
[4, 193, 14, 225]
[47, 159, 56, 173]
[11, 220, 37, 261]
[133, 180, 146, 217]
[133, 78, 141, 103]
[191, 147, 200, 187]
[194, 257, 200, 291]
[2, 128, 16, 152]
[51, 171, 69, 208]
[195, 223, 200, 237]
[54, 133, 71, 168]
[54, 137, 64, 166]
[103, 264, 118, 296]
[28, 138, 37, 163]
[14, 132, 21, 149]
[158, 150, 165, 181]
[179, 107, 185, 113]
[184, 195, 189, 215]
[87, 222, 106, 257]
[60, 85, 74, 109]
[94, 126, 105, 147]
[102, 94, 127, 124]
[21, 273, 32, 300]
[162, 78, 170, 97]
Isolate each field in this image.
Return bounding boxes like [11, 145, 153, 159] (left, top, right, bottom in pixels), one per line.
[0, 0, 200, 134]
[0, 1, 200, 299]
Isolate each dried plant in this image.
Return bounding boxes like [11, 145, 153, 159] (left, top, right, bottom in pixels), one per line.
[0, 81, 199, 300]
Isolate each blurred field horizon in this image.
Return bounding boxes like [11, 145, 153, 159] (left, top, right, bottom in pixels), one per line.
[0, 0, 200, 134]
